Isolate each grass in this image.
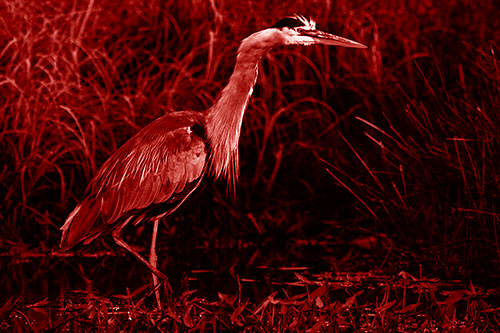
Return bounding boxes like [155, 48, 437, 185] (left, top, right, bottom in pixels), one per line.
[5, 270, 498, 331]
[0, 0, 499, 330]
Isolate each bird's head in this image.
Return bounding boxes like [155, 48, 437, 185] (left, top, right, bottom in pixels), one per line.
[272, 15, 367, 48]
[239, 15, 367, 56]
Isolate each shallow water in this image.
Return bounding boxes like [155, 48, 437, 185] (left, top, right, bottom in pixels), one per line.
[2, 240, 339, 307]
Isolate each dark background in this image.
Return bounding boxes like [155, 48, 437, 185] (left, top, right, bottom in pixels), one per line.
[0, 0, 499, 311]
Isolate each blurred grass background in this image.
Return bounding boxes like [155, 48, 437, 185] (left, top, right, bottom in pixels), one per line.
[0, 0, 499, 295]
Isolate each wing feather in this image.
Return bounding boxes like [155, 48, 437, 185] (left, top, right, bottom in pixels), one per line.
[60, 112, 207, 250]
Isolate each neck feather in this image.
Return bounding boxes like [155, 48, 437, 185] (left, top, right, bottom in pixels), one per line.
[205, 36, 265, 189]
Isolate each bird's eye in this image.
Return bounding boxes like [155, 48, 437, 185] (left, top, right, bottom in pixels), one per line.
[296, 28, 305, 34]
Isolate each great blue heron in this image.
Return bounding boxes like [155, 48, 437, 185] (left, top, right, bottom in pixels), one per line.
[60, 15, 366, 307]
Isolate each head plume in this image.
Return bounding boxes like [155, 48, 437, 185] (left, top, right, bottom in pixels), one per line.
[271, 14, 316, 30]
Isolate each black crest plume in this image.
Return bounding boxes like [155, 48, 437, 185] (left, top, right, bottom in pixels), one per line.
[271, 17, 305, 29]
[270, 15, 316, 30]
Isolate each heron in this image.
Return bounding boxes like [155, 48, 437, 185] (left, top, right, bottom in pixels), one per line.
[60, 15, 366, 308]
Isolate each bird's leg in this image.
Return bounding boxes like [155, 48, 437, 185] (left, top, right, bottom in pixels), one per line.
[112, 220, 168, 281]
[149, 218, 161, 310]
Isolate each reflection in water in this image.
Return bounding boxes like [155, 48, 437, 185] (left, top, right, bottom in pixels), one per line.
[2, 240, 336, 306]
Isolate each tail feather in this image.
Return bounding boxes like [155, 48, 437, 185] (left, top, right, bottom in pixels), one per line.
[60, 199, 101, 251]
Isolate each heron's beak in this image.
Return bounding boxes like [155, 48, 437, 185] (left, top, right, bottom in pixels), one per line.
[303, 30, 367, 48]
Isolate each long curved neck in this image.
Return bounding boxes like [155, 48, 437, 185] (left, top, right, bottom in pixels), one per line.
[205, 37, 266, 189]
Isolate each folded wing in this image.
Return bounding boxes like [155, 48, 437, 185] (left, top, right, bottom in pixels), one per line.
[60, 112, 207, 250]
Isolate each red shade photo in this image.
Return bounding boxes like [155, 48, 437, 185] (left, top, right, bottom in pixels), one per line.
[0, 1, 499, 330]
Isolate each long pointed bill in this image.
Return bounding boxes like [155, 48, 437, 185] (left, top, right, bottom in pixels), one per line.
[304, 30, 367, 48]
